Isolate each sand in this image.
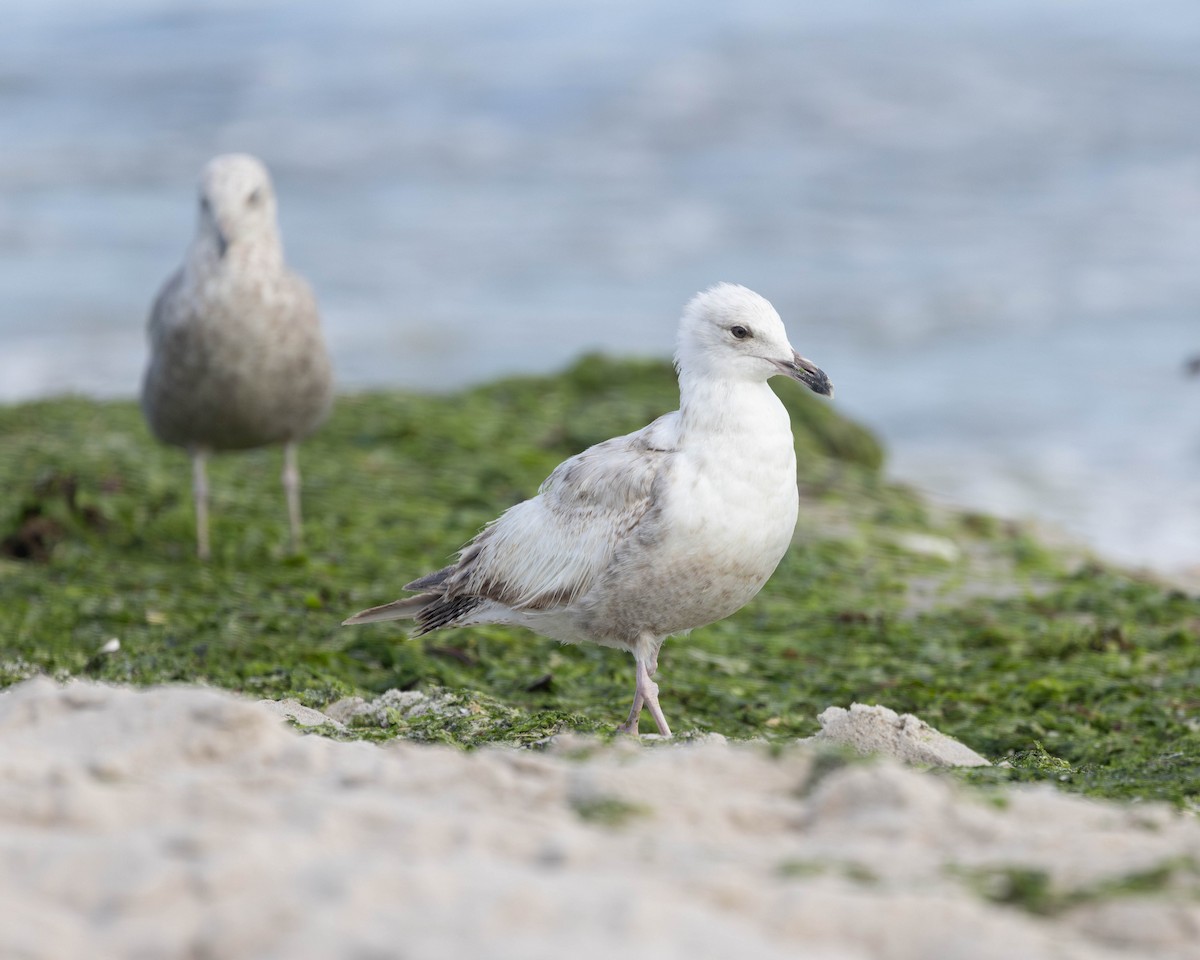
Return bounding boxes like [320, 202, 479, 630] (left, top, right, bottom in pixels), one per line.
[1, 678, 1198, 959]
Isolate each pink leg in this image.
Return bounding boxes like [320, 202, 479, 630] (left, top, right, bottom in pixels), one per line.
[282, 441, 303, 553]
[614, 650, 672, 738]
[191, 448, 210, 561]
[641, 657, 672, 737]
[615, 679, 645, 736]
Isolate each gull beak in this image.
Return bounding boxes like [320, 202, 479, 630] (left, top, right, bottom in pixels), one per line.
[199, 196, 229, 259]
[775, 351, 833, 397]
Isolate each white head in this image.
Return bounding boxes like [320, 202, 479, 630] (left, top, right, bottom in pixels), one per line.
[675, 283, 833, 396]
[193, 153, 280, 262]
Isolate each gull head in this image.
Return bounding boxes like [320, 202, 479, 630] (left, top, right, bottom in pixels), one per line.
[195, 153, 279, 260]
[676, 283, 833, 397]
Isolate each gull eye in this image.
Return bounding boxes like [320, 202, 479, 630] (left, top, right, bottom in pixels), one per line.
[730, 325, 751, 340]
[247, 188, 262, 206]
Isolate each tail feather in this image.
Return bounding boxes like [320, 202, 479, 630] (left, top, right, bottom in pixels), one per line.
[342, 591, 486, 634]
[413, 595, 483, 636]
[342, 594, 432, 626]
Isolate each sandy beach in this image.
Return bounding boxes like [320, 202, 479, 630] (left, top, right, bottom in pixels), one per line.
[2, 677, 1197, 959]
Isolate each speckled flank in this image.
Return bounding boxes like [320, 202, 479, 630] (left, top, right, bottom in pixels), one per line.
[140, 154, 333, 554]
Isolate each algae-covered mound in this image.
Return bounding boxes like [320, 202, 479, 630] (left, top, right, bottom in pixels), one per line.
[1, 356, 1198, 805]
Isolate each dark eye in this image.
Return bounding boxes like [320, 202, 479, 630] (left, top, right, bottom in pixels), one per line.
[730, 325, 751, 340]
[247, 188, 262, 206]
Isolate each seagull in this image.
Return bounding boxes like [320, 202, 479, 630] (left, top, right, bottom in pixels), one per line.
[141, 154, 333, 560]
[344, 284, 832, 736]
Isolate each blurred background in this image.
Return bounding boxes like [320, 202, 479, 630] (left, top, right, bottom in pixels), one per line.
[3, 0, 1199, 575]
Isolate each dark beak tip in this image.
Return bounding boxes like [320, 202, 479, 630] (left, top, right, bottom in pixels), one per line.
[774, 355, 833, 397]
[800, 366, 834, 398]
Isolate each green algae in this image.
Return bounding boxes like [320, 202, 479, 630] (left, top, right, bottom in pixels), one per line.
[1, 354, 1198, 806]
[951, 856, 1200, 916]
[569, 794, 652, 827]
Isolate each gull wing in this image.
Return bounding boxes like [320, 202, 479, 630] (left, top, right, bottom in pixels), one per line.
[145, 269, 185, 346]
[440, 412, 679, 611]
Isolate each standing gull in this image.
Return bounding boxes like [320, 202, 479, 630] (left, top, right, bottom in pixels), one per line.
[344, 284, 833, 736]
[141, 154, 333, 560]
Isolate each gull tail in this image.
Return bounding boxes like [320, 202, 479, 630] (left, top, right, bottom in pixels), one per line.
[342, 595, 430, 626]
[342, 590, 485, 635]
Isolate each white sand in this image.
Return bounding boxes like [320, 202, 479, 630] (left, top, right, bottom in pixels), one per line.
[2, 678, 1198, 959]
[802, 702, 992, 767]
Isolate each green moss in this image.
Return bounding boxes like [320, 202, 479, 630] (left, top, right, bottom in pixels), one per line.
[953, 857, 1200, 916]
[777, 859, 828, 879]
[776, 859, 878, 884]
[841, 863, 880, 885]
[969, 866, 1059, 915]
[1, 355, 1199, 806]
[793, 746, 873, 797]
[570, 794, 651, 827]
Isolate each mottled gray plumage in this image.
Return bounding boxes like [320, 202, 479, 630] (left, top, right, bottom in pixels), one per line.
[141, 153, 333, 559]
[344, 284, 833, 737]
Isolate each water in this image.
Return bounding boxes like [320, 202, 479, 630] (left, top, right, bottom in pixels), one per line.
[3, 0, 1200, 574]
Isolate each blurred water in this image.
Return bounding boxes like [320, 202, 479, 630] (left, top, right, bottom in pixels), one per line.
[3, 0, 1200, 573]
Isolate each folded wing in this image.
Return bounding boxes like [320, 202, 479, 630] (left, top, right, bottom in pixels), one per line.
[445, 412, 678, 611]
[343, 413, 680, 632]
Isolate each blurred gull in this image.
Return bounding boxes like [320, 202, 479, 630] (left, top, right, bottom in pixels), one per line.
[344, 284, 832, 736]
[141, 154, 333, 560]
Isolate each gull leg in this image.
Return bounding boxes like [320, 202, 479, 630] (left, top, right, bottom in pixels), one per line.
[282, 441, 303, 553]
[191, 448, 210, 561]
[615, 670, 646, 736]
[614, 641, 672, 738]
[641, 656, 672, 738]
